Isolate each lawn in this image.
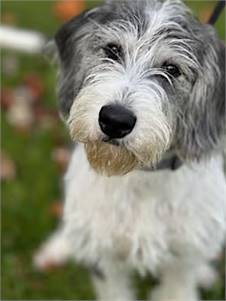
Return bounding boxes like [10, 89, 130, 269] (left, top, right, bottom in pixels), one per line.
[1, 0, 225, 300]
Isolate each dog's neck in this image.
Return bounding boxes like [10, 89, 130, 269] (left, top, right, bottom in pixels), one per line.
[141, 151, 183, 172]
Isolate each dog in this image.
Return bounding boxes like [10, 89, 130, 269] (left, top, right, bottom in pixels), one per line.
[34, 0, 226, 300]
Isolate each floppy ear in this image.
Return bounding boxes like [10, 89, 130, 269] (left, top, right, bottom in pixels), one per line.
[52, 10, 94, 118]
[54, 5, 110, 66]
[52, 5, 113, 118]
[42, 10, 90, 64]
[177, 26, 225, 160]
[54, 11, 90, 66]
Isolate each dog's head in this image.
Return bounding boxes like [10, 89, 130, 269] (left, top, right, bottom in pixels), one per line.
[53, 0, 225, 176]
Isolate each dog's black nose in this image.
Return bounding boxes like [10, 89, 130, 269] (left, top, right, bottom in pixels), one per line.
[99, 104, 136, 139]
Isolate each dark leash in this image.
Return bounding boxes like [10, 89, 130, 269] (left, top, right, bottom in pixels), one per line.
[207, 0, 225, 25]
[143, 0, 225, 172]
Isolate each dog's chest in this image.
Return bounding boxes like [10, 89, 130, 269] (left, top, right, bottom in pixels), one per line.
[63, 148, 179, 271]
[63, 147, 226, 272]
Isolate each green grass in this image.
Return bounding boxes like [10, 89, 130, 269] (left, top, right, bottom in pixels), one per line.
[1, 1, 225, 300]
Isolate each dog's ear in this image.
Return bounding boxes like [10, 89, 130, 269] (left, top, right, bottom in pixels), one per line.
[54, 10, 92, 66]
[177, 25, 225, 161]
[55, 12, 88, 117]
[52, 5, 116, 118]
[41, 10, 91, 65]
[51, 8, 103, 118]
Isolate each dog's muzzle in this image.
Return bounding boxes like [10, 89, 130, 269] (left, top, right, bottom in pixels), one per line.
[68, 97, 171, 176]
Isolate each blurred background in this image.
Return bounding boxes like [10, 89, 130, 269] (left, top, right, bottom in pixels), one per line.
[1, 0, 225, 300]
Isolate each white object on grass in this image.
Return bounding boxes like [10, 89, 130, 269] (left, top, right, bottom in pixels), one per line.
[0, 25, 46, 54]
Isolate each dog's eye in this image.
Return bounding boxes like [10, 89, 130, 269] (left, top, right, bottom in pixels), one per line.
[162, 62, 181, 78]
[103, 43, 122, 61]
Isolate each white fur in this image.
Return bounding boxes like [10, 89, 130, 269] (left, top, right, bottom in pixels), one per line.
[35, 144, 226, 300]
[35, 0, 225, 299]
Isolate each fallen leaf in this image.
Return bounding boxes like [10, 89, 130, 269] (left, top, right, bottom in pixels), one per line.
[0, 88, 14, 110]
[0, 152, 16, 181]
[1, 12, 17, 25]
[23, 74, 44, 102]
[54, 0, 85, 21]
[52, 147, 71, 172]
[49, 200, 63, 218]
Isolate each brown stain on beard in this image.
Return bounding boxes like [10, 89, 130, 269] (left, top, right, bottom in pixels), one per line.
[85, 141, 138, 176]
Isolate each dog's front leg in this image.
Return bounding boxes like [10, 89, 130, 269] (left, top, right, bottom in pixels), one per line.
[33, 226, 73, 270]
[149, 260, 203, 301]
[92, 259, 135, 301]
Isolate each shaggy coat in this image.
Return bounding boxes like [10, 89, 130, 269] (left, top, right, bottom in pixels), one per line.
[35, 1, 226, 300]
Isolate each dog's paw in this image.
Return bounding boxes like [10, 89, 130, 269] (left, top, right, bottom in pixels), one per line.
[33, 233, 71, 271]
[149, 280, 199, 301]
[197, 264, 217, 289]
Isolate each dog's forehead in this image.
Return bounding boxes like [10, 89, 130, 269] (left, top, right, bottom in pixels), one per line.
[90, 0, 200, 69]
[56, 0, 199, 60]
[84, 0, 200, 60]
[103, 0, 189, 20]
[96, 0, 191, 37]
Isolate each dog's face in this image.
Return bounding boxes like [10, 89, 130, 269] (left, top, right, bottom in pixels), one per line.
[53, 0, 225, 176]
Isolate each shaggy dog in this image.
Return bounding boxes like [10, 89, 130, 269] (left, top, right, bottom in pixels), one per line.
[35, 0, 226, 300]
